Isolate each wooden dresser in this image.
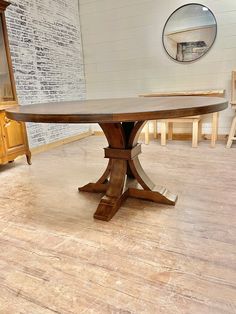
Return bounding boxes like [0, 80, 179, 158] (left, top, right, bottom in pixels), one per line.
[0, 0, 31, 165]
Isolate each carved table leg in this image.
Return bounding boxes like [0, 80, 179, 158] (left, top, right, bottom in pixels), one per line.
[94, 158, 128, 221]
[78, 121, 178, 221]
[126, 122, 177, 205]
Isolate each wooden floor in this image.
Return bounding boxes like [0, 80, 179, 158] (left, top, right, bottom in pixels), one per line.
[0, 135, 236, 314]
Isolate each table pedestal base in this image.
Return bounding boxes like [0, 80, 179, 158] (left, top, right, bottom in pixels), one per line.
[79, 121, 177, 221]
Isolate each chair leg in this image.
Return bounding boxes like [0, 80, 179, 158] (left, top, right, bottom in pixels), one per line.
[153, 120, 158, 139]
[144, 121, 150, 145]
[192, 119, 199, 148]
[168, 122, 173, 140]
[226, 115, 236, 148]
[211, 112, 219, 148]
[161, 121, 167, 146]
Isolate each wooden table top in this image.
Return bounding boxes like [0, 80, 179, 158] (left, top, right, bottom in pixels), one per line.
[6, 97, 228, 123]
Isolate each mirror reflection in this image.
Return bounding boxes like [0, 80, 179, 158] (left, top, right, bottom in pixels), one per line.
[162, 4, 217, 62]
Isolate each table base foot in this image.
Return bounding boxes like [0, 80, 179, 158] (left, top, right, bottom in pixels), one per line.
[78, 184, 177, 221]
[78, 121, 178, 221]
[79, 182, 108, 193]
[129, 187, 177, 205]
[93, 191, 129, 221]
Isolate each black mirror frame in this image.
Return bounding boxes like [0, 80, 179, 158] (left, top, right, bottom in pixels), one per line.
[162, 3, 217, 63]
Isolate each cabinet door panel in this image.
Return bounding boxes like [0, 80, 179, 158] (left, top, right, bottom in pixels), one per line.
[0, 134, 5, 157]
[1, 112, 25, 153]
[0, 113, 5, 157]
[4, 120, 25, 150]
[0, 111, 30, 164]
[5, 120, 24, 147]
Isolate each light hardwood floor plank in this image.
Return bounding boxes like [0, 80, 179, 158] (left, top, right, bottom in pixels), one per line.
[0, 136, 235, 313]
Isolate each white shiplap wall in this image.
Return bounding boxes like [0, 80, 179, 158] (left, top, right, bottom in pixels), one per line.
[79, 0, 236, 134]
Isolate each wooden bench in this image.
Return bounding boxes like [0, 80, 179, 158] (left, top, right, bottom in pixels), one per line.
[140, 90, 225, 147]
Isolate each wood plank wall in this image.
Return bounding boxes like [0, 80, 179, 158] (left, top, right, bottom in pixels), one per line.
[79, 0, 236, 135]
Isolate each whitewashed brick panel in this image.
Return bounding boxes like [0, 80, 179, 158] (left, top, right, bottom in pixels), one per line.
[5, 0, 87, 148]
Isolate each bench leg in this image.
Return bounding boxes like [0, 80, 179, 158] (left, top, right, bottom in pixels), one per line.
[192, 119, 199, 148]
[161, 121, 167, 146]
[226, 115, 236, 148]
[153, 120, 158, 139]
[211, 112, 219, 148]
[168, 122, 173, 140]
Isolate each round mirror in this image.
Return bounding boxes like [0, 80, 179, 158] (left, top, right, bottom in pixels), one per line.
[162, 4, 217, 62]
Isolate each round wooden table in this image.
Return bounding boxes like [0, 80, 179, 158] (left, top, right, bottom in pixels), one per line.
[6, 97, 228, 221]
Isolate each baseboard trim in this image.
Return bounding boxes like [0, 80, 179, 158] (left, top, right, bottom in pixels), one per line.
[31, 130, 93, 155]
[93, 131, 228, 141]
[29, 129, 228, 156]
[19, 129, 228, 159]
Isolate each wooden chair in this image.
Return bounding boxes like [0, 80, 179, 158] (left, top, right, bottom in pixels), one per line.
[140, 90, 225, 147]
[226, 71, 236, 148]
